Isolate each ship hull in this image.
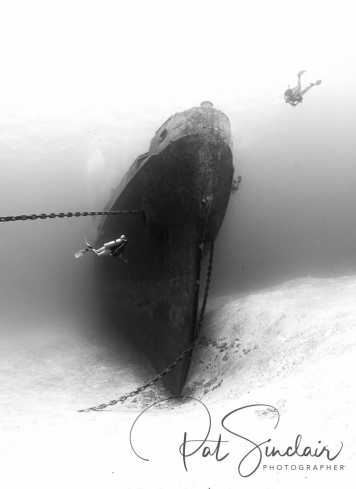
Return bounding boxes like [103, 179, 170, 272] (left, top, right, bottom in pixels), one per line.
[95, 105, 234, 395]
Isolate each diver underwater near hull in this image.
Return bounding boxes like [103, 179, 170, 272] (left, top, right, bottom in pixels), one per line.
[284, 70, 322, 106]
[75, 236, 129, 262]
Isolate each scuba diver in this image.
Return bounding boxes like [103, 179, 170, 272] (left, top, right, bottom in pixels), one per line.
[284, 70, 322, 106]
[75, 235, 129, 262]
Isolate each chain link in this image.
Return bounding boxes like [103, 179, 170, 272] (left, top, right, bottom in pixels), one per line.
[0, 210, 142, 223]
[78, 241, 215, 413]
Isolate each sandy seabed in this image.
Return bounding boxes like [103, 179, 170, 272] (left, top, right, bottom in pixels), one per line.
[1, 274, 355, 488]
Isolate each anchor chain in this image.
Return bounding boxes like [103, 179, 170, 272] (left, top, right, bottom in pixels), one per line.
[0, 210, 142, 223]
[78, 240, 215, 413]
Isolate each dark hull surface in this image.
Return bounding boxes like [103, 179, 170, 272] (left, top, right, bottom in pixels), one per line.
[95, 105, 234, 395]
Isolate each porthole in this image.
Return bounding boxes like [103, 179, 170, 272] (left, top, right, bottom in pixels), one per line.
[159, 128, 168, 141]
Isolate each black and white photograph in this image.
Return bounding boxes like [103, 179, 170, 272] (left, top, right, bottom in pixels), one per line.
[0, 1, 355, 487]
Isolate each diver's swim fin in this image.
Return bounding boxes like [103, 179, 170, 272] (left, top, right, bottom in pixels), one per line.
[84, 236, 92, 248]
[297, 70, 306, 77]
[75, 249, 87, 258]
[75, 236, 93, 258]
[314, 80, 322, 85]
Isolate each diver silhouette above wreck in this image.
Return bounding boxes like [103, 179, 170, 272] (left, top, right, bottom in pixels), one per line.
[284, 70, 322, 106]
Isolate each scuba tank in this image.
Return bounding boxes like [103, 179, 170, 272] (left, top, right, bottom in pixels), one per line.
[104, 240, 117, 249]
